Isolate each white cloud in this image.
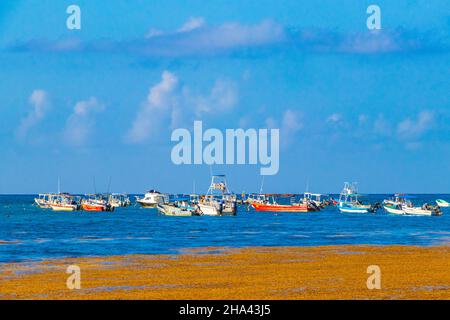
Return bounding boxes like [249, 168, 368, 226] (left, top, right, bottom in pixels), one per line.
[194, 79, 238, 115]
[177, 17, 206, 33]
[282, 109, 303, 133]
[16, 89, 49, 140]
[358, 114, 368, 123]
[146, 17, 206, 39]
[373, 114, 392, 136]
[126, 71, 239, 143]
[126, 71, 179, 143]
[64, 97, 104, 146]
[265, 109, 302, 147]
[327, 113, 342, 123]
[397, 110, 434, 139]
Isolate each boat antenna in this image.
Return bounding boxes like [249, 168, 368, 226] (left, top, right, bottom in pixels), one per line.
[57, 177, 60, 194]
[259, 176, 265, 194]
[93, 177, 97, 194]
[305, 177, 309, 193]
[193, 180, 196, 194]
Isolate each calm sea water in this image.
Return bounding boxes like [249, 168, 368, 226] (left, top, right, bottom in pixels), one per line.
[1, 194, 450, 263]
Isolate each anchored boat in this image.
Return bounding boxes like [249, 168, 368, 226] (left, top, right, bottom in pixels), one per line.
[198, 175, 237, 216]
[402, 200, 441, 216]
[34, 193, 58, 208]
[50, 194, 80, 212]
[383, 194, 408, 215]
[436, 199, 450, 207]
[108, 194, 131, 208]
[338, 182, 379, 213]
[252, 200, 309, 212]
[135, 190, 168, 208]
[157, 197, 201, 217]
[81, 194, 114, 212]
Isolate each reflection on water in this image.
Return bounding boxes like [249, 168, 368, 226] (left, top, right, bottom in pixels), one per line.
[1, 194, 450, 263]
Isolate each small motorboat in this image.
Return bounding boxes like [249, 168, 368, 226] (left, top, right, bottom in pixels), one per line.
[50, 194, 80, 212]
[81, 202, 106, 212]
[34, 193, 58, 209]
[135, 190, 168, 208]
[108, 194, 132, 208]
[337, 182, 379, 214]
[81, 195, 114, 212]
[383, 194, 408, 215]
[198, 175, 237, 216]
[303, 192, 329, 209]
[50, 203, 78, 212]
[436, 199, 450, 208]
[402, 201, 441, 216]
[157, 200, 200, 217]
[252, 201, 309, 212]
[198, 196, 223, 216]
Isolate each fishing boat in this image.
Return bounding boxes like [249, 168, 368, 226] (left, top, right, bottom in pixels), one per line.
[34, 193, 58, 208]
[108, 194, 131, 208]
[198, 175, 237, 216]
[402, 200, 442, 216]
[303, 193, 326, 208]
[252, 200, 309, 212]
[135, 190, 168, 208]
[245, 193, 268, 205]
[81, 194, 114, 212]
[49, 194, 80, 212]
[383, 194, 408, 215]
[436, 199, 450, 207]
[198, 195, 223, 216]
[157, 198, 201, 217]
[338, 182, 379, 213]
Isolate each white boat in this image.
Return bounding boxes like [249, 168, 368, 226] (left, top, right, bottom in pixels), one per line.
[245, 193, 268, 205]
[402, 201, 441, 216]
[157, 201, 200, 217]
[198, 197, 223, 216]
[303, 193, 324, 207]
[198, 175, 236, 216]
[34, 193, 58, 208]
[135, 190, 169, 208]
[109, 194, 131, 208]
[436, 199, 450, 207]
[50, 194, 80, 212]
[337, 182, 376, 214]
[383, 194, 407, 215]
[50, 203, 78, 212]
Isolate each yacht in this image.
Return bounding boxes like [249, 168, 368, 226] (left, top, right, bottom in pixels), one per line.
[135, 190, 168, 208]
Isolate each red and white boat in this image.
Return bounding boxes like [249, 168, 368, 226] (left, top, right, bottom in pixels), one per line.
[81, 202, 107, 212]
[251, 202, 309, 212]
[81, 194, 114, 212]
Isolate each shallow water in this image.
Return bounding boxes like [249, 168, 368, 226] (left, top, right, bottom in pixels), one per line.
[1, 194, 449, 263]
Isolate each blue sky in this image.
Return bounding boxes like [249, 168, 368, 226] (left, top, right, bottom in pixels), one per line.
[0, 0, 449, 194]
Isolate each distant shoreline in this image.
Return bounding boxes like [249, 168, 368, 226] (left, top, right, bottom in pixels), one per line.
[1, 245, 449, 300]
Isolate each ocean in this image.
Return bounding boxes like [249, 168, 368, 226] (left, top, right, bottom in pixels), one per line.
[1, 194, 450, 263]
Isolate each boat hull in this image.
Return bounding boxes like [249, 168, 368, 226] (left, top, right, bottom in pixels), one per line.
[35, 199, 51, 209]
[198, 204, 222, 216]
[81, 203, 106, 212]
[338, 206, 369, 213]
[51, 204, 78, 212]
[157, 204, 193, 217]
[136, 200, 158, 208]
[252, 203, 308, 212]
[383, 205, 405, 215]
[436, 199, 450, 207]
[402, 207, 433, 216]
